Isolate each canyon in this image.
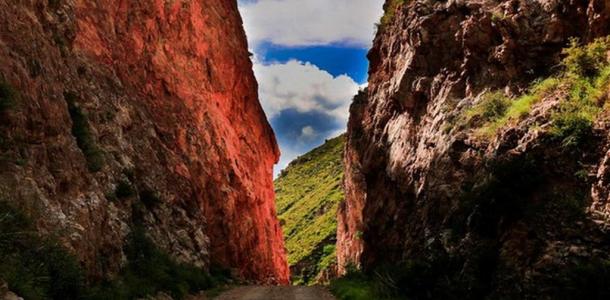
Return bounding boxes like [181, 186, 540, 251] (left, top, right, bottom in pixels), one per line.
[3, 0, 610, 299]
[0, 0, 287, 292]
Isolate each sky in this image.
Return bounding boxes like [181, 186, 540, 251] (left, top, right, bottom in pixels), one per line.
[238, 0, 385, 175]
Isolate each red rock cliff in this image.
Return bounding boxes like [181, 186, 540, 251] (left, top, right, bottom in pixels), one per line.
[0, 0, 288, 284]
[339, 0, 610, 297]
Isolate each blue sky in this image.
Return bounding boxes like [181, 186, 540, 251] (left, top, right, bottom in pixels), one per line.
[238, 0, 384, 174]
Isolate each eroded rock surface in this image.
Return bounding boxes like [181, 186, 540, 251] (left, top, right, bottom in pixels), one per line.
[338, 0, 610, 297]
[0, 0, 288, 284]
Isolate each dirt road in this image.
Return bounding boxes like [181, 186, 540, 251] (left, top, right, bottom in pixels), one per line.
[212, 285, 336, 300]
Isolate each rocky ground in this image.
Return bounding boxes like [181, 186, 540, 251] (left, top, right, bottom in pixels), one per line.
[212, 286, 335, 300]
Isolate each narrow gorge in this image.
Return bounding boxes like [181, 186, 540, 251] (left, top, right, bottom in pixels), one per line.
[2, 0, 610, 299]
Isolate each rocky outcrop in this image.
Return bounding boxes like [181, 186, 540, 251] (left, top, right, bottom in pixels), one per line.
[339, 0, 610, 297]
[0, 280, 22, 300]
[0, 0, 288, 284]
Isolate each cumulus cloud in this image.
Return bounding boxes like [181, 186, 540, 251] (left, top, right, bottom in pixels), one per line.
[239, 0, 385, 47]
[299, 126, 318, 142]
[254, 60, 359, 175]
[253, 60, 359, 124]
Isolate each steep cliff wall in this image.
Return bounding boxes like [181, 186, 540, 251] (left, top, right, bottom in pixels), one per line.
[339, 0, 610, 297]
[0, 0, 288, 284]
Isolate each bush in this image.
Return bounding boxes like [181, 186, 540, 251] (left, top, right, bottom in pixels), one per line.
[140, 188, 161, 208]
[65, 92, 104, 172]
[0, 81, 17, 112]
[460, 36, 610, 138]
[550, 111, 594, 149]
[548, 37, 610, 148]
[0, 201, 224, 300]
[114, 179, 135, 199]
[88, 227, 222, 300]
[563, 37, 610, 77]
[330, 266, 377, 300]
[379, 0, 406, 27]
[0, 201, 87, 300]
[322, 244, 335, 256]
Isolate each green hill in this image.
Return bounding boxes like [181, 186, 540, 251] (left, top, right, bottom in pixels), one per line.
[274, 134, 345, 285]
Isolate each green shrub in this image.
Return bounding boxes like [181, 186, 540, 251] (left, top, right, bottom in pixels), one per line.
[0, 81, 17, 112]
[65, 92, 104, 172]
[461, 36, 610, 138]
[0, 201, 87, 300]
[331, 257, 466, 300]
[330, 267, 378, 300]
[0, 201, 224, 300]
[463, 91, 510, 129]
[547, 37, 610, 148]
[379, 0, 406, 27]
[563, 37, 610, 77]
[479, 91, 510, 120]
[550, 111, 594, 149]
[322, 244, 335, 256]
[140, 188, 162, 208]
[115, 179, 135, 199]
[88, 227, 222, 300]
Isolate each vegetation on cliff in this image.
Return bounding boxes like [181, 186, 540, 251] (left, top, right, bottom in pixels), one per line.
[332, 36, 610, 300]
[0, 81, 16, 113]
[274, 135, 345, 284]
[65, 92, 104, 172]
[380, 0, 406, 27]
[458, 36, 610, 145]
[0, 200, 226, 300]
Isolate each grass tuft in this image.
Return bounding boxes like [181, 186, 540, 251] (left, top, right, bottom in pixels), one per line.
[65, 92, 104, 172]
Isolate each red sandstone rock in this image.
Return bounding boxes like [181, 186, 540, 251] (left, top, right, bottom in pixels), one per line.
[0, 0, 288, 284]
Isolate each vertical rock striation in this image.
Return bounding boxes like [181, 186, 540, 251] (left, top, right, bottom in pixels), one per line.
[0, 0, 288, 284]
[339, 0, 610, 297]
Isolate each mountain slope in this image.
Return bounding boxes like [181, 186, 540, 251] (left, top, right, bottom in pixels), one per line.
[275, 135, 345, 284]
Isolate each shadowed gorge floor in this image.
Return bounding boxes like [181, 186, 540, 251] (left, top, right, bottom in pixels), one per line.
[214, 286, 335, 300]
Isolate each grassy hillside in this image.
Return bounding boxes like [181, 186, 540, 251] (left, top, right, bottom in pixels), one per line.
[274, 135, 345, 285]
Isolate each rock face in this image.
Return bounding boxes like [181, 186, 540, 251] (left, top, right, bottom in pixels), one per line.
[339, 0, 610, 297]
[0, 0, 288, 284]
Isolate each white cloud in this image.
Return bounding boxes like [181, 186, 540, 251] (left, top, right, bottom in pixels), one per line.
[253, 60, 359, 124]
[254, 60, 359, 176]
[299, 126, 318, 142]
[239, 0, 385, 47]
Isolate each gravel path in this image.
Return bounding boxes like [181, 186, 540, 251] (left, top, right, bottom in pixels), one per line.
[212, 285, 336, 300]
